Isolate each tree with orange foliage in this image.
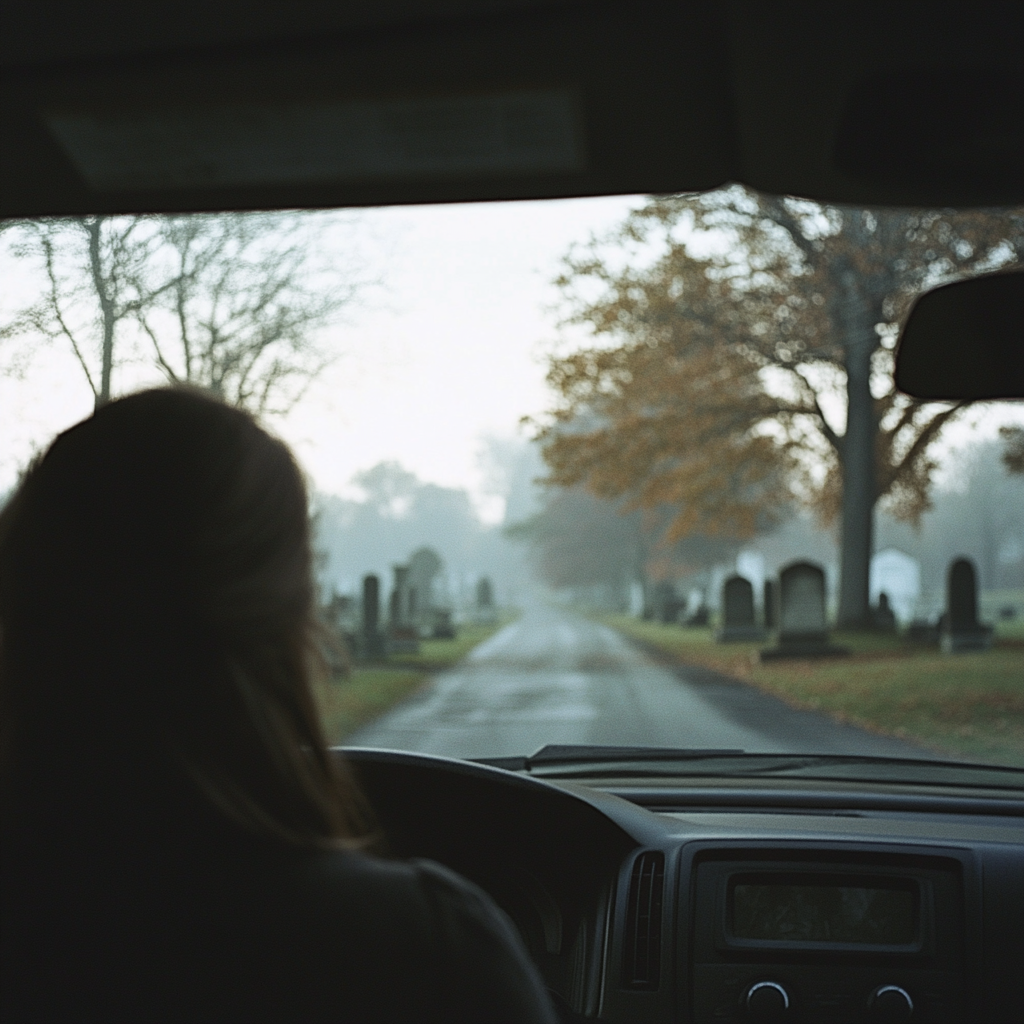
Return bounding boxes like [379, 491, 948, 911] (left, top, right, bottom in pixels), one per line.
[535, 187, 1024, 627]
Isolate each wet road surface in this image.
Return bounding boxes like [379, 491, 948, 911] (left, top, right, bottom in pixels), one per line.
[347, 606, 924, 760]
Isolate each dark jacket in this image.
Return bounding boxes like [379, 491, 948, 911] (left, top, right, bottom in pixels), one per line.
[1, 834, 557, 1024]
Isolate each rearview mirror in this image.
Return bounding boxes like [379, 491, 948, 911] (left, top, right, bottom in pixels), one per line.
[895, 272, 1024, 400]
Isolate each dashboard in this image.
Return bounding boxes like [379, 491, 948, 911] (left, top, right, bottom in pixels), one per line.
[340, 748, 1024, 1024]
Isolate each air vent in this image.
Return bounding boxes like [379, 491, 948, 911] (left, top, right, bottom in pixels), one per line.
[623, 851, 664, 989]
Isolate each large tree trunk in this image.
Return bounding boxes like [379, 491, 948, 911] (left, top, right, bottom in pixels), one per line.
[837, 332, 876, 628]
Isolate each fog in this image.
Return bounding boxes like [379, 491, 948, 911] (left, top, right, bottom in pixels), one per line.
[312, 437, 545, 609]
[503, 433, 1024, 619]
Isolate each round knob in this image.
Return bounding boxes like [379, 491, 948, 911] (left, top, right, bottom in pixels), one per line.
[867, 985, 914, 1022]
[744, 981, 790, 1020]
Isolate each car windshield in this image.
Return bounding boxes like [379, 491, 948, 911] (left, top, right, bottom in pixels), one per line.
[2, 191, 1023, 776]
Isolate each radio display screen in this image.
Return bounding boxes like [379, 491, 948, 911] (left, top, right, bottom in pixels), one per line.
[730, 874, 917, 945]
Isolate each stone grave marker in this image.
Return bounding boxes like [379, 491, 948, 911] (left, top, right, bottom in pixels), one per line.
[870, 548, 920, 625]
[407, 546, 443, 635]
[320, 591, 354, 674]
[872, 592, 897, 632]
[716, 575, 765, 642]
[475, 576, 497, 624]
[652, 581, 679, 624]
[388, 564, 419, 654]
[941, 557, 993, 653]
[389, 565, 408, 624]
[361, 573, 384, 658]
[432, 608, 457, 639]
[761, 560, 847, 659]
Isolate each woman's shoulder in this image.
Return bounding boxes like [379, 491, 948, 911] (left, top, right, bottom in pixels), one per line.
[271, 848, 558, 1023]
[279, 846, 482, 924]
[272, 847, 514, 955]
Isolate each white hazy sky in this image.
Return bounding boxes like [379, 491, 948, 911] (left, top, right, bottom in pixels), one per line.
[0, 196, 639, 521]
[1, 195, 1021, 522]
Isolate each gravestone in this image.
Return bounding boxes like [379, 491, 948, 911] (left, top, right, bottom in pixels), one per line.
[763, 579, 777, 630]
[716, 575, 765, 642]
[475, 576, 497, 624]
[387, 564, 419, 654]
[320, 591, 354, 674]
[761, 560, 847, 660]
[872, 592, 897, 632]
[361, 574, 384, 658]
[941, 557, 993, 653]
[652, 581, 679, 625]
[389, 565, 409, 625]
[870, 548, 920, 625]
[407, 546, 443, 635]
[431, 608, 457, 639]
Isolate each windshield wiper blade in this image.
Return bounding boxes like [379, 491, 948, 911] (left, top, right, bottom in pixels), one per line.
[473, 744, 744, 771]
[471, 747, 1024, 789]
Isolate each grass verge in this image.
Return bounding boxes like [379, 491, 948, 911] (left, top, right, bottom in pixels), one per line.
[599, 614, 1024, 768]
[314, 616, 514, 744]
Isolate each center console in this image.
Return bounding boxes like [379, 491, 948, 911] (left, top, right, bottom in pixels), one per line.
[687, 844, 970, 1023]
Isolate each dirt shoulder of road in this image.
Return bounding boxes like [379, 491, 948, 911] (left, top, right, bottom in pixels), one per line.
[315, 616, 513, 744]
[600, 614, 1024, 768]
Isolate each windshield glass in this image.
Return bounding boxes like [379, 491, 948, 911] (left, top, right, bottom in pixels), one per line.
[2, 192, 1022, 773]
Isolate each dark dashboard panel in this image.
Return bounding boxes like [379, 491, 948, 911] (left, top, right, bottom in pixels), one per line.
[686, 844, 972, 1023]
[338, 749, 1024, 1023]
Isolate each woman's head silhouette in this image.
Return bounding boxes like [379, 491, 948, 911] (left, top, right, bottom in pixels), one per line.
[0, 387, 363, 847]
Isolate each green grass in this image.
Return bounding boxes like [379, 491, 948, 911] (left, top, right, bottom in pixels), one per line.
[314, 667, 427, 743]
[314, 614, 514, 743]
[982, 588, 1024, 641]
[600, 614, 1024, 767]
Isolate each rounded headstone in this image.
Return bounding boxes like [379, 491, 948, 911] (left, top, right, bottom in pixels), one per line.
[779, 561, 827, 638]
[947, 557, 979, 632]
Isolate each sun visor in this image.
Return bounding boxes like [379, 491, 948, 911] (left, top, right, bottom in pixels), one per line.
[2, 3, 736, 217]
[45, 89, 586, 192]
[895, 273, 1024, 400]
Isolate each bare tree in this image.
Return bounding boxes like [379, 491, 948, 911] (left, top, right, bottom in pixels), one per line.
[4, 211, 367, 416]
[140, 213, 362, 416]
[3, 216, 169, 407]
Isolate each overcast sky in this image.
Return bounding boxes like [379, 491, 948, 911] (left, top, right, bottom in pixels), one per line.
[1, 195, 1020, 523]
[0, 196, 638, 521]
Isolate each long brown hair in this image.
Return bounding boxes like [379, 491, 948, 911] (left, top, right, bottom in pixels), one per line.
[0, 387, 367, 849]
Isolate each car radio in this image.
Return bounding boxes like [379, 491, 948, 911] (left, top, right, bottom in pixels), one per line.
[689, 848, 966, 1023]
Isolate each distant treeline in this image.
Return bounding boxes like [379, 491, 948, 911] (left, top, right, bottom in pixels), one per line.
[312, 460, 530, 607]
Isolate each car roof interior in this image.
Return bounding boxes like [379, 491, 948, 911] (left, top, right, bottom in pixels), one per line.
[3, 0, 1023, 396]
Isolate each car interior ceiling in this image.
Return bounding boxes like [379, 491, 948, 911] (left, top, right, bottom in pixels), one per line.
[4, 1, 1022, 399]
[4, 4, 1024, 1024]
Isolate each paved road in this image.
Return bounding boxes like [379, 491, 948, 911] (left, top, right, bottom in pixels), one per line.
[347, 606, 924, 760]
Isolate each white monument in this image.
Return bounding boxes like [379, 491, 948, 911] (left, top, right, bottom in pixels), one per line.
[870, 548, 921, 624]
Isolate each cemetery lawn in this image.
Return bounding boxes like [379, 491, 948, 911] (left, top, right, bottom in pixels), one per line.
[315, 617, 515, 743]
[601, 615, 1024, 768]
